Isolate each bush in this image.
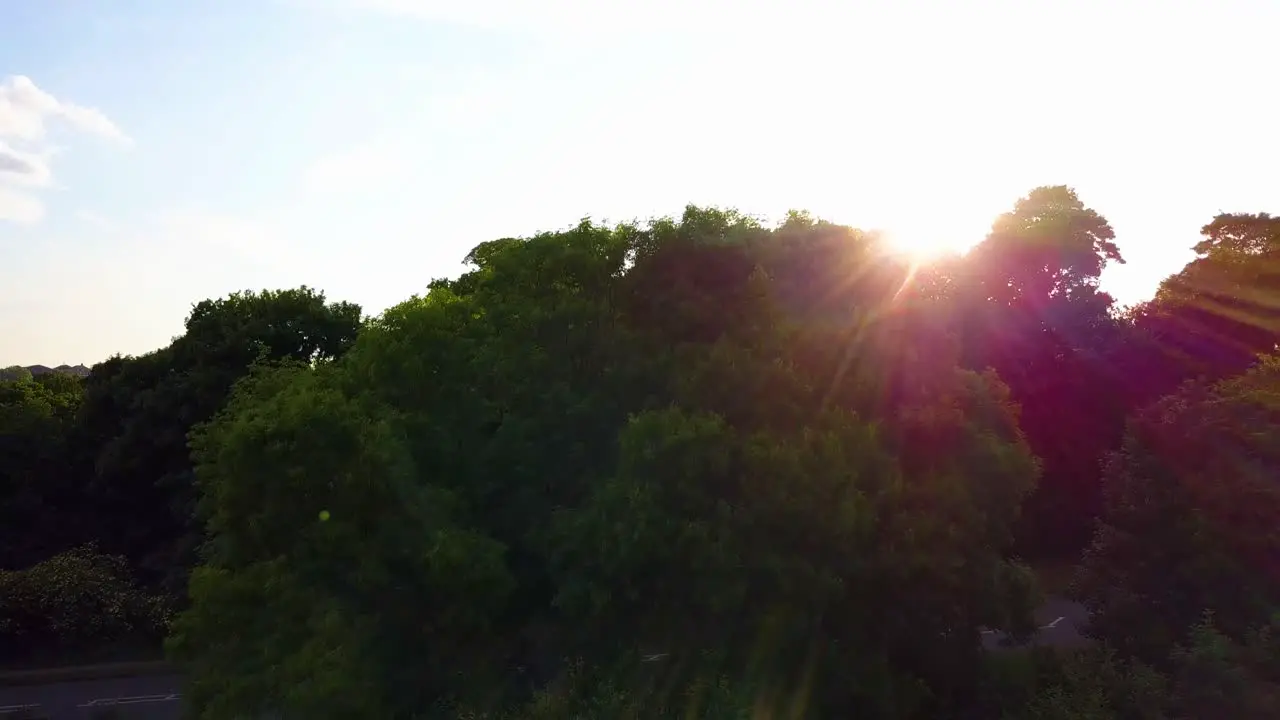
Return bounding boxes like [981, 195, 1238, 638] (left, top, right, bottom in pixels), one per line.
[451, 659, 756, 719]
[0, 545, 169, 662]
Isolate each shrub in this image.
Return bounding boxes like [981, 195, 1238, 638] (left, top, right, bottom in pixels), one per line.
[0, 545, 169, 661]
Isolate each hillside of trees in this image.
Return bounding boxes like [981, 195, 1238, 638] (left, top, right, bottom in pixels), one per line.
[0, 366, 91, 382]
[3, 186, 1280, 718]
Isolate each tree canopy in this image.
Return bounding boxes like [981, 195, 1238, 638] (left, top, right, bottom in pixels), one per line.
[3, 188, 1280, 718]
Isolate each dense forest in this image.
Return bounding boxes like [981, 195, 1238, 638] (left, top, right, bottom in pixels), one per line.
[3, 186, 1280, 718]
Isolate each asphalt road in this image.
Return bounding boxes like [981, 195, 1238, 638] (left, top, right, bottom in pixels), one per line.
[982, 595, 1093, 650]
[0, 674, 184, 720]
[0, 598, 1088, 718]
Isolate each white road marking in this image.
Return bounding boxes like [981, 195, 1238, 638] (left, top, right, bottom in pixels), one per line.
[980, 616, 1070, 636]
[77, 693, 180, 708]
[0, 703, 42, 712]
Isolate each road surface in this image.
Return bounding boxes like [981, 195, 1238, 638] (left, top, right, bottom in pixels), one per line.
[0, 673, 183, 719]
[0, 598, 1088, 718]
[982, 595, 1092, 650]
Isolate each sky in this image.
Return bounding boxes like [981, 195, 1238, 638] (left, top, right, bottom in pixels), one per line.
[1, 0, 1278, 366]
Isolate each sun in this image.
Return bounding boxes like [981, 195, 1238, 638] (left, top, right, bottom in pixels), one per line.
[877, 221, 980, 261]
[870, 214, 990, 262]
[880, 229, 963, 260]
[819, 199, 997, 262]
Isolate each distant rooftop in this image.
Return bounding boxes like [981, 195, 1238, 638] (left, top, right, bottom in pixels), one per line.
[24, 364, 90, 378]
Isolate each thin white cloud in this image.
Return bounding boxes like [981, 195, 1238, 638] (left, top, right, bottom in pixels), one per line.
[0, 75, 129, 224]
[0, 138, 50, 223]
[0, 75, 130, 144]
[0, 141, 52, 186]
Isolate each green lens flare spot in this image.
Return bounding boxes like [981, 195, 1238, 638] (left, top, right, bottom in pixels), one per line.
[318, 510, 331, 522]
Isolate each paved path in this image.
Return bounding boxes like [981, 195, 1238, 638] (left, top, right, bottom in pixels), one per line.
[0, 674, 183, 719]
[0, 598, 1089, 718]
[982, 595, 1092, 650]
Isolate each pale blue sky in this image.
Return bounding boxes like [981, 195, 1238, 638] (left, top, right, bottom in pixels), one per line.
[2, 0, 1277, 365]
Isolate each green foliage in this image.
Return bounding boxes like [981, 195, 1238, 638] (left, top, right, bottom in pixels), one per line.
[0, 366, 33, 383]
[968, 185, 1122, 306]
[1075, 356, 1280, 662]
[168, 363, 513, 718]
[450, 662, 757, 719]
[169, 207, 1041, 719]
[1007, 647, 1168, 720]
[0, 546, 168, 662]
[7, 190, 1280, 718]
[1135, 213, 1280, 384]
[1005, 615, 1280, 720]
[0, 371, 85, 567]
[951, 186, 1134, 558]
[72, 287, 364, 594]
[522, 664, 755, 720]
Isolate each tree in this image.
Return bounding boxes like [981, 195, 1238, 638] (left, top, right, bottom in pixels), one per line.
[1075, 356, 1280, 664]
[951, 186, 1131, 558]
[174, 208, 1041, 719]
[1135, 213, 1280, 384]
[966, 185, 1122, 307]
[0, 545, 167, 665]
[0, 366, 33, 383]
[72, 287, 362, 595]
[12, 191, 1280, 716]
[168, 364, 512, 718]
[1009, 616, 1280, 719]
[0, 371, 86, 568]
